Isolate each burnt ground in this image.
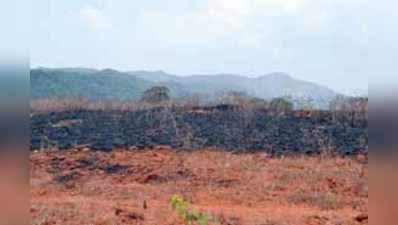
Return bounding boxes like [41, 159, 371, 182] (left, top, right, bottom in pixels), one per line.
[31, 107, 368, 155]
[31, 148, 368, 225]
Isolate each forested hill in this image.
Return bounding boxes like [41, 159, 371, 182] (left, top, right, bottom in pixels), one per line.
[31, 68, 339, 108]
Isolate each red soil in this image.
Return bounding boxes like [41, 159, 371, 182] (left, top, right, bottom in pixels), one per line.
[30, 148, 367, 225]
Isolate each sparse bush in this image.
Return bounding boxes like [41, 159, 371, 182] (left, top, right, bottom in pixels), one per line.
[30, 96, 90, 112]
[170, 195, 217, 225]
[287, 190, 342, 211]
[270, 97, 293, 113]
[329, 96, 368, 112]
[219, 91, 269, 110]
[141, 86, 171, 103]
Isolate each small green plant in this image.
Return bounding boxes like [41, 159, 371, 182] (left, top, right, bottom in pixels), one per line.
[170, 195, 215, 225]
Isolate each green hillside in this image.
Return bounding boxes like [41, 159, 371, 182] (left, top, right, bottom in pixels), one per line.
[31, 68, 187, 100]
[31, 67, 340, 109]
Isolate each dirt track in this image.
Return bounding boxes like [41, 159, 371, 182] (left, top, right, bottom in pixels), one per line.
[31, 148, 368, 225]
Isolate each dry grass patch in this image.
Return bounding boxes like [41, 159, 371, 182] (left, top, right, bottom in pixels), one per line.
[287, 189, 343, 211]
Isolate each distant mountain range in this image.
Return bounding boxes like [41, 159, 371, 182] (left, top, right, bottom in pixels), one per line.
[31, 67, 341, 109]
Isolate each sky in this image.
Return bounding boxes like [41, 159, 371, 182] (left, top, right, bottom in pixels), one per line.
[30, 0, 396, 95]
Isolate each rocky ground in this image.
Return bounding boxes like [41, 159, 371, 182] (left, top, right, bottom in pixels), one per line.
[31, 147, 368, 225]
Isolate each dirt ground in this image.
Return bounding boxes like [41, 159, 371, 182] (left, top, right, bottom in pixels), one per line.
[30, 148, 368, 225]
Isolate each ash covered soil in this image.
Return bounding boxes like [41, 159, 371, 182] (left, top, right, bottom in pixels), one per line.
[31, 106, 368, 155]
[31, 148, 368, 225]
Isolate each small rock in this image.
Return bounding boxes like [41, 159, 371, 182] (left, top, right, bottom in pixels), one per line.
[354, 213, 368, 223]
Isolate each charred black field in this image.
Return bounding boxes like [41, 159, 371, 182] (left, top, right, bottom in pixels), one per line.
[31, 104, 367, 155]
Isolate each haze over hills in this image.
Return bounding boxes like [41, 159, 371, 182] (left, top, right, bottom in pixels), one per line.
[31, 67, 341, 109]
[31, 68, 154, 101]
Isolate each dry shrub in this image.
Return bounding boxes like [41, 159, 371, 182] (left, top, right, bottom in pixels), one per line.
[30, 97, 180, 113]
[30, 97, 90, 112]
[287, 190, 343, 211]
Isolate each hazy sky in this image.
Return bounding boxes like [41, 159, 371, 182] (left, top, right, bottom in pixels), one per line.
[31, 0, 395, 95]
